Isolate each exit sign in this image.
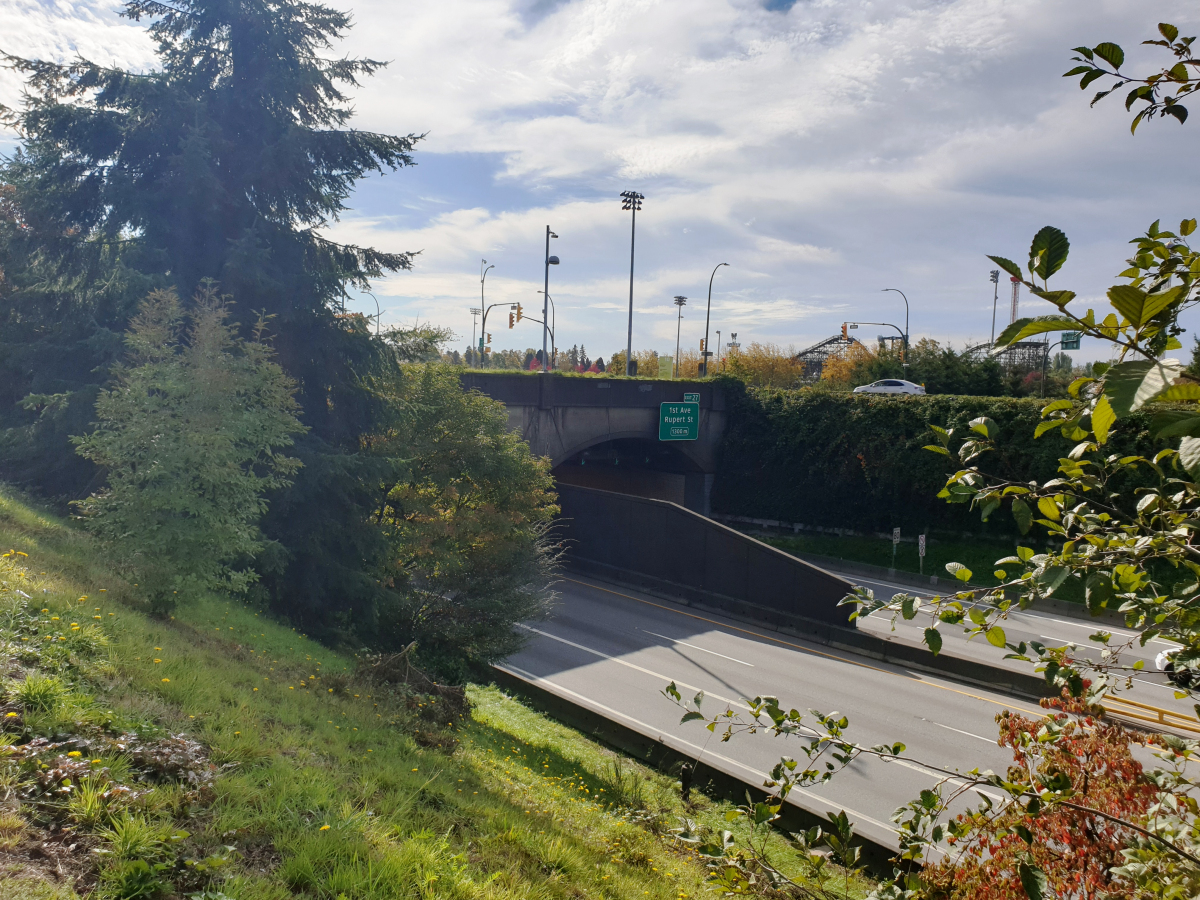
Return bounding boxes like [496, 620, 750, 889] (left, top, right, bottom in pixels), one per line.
[683, 392, 700, 402]
[659, 402, 699, 441]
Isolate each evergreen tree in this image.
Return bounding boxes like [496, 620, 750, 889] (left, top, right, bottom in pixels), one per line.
[73, 284, 304, 613]
[1, 0, 423, 618]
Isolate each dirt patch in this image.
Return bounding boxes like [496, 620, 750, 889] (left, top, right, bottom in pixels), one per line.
[0, 825, 98, 897]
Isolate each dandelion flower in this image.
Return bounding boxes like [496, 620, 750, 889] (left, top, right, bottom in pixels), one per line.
[67, 751, 81, 758]
[153, 659, 161, 664]
[319, 825, 330, 831]
[162, 678, 170, 683]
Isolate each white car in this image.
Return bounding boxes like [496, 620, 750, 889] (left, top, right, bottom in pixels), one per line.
[852, 379, 926, 395]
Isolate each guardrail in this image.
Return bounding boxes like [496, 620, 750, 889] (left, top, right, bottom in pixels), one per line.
[1103, 694, 1200, 737]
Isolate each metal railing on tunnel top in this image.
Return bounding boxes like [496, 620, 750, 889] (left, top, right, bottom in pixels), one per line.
[1103, 694, 1200, 738]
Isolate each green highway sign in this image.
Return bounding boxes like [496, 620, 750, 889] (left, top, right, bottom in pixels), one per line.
[683, 392, 700, 402]
[1061, 331, 1082, 351]
[660, 402, 699, 441]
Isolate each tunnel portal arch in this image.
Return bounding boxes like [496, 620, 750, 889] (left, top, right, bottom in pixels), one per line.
[552, 437, 711, 510]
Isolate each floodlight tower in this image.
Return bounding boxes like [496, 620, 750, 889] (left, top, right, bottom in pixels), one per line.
[621, 191, 644, 376]
[1010, 276, 1021, 324]
[673, 296, 687, 378]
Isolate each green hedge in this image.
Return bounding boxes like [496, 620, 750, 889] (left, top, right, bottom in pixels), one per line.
[711, 382, 1161, 537]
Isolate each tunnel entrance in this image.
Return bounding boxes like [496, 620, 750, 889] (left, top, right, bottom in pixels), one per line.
[552, 438, 712, 512]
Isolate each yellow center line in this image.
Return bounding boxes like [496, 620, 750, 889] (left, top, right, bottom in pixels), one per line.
[558, 575, 1045, 718]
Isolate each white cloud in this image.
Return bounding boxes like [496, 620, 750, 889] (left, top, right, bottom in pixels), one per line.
[3, 0, 1198, 361]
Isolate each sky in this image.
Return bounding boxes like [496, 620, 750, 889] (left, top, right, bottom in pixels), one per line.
[1, 0, 1197, 364]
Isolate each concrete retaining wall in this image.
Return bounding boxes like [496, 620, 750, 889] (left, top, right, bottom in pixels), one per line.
[556, 484, 854, 629]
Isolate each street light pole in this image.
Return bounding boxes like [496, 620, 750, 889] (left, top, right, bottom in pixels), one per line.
[673, 296, 687, 378]
[538, 291, 557, 364]
[881, 288, 910, 373]
[988, 270, 1000, 346]
[543, 228, 559, 373]
[701, 263, 729, 377]
[1041, 339, 1064, 398]
[363, 290, 381, 336]
[469, 307, 481, 363]
[714, 330, 722, 372]
[621, 191, 644, 376]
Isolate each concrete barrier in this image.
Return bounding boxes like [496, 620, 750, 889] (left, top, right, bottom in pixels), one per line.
[556, 484, 854, 629]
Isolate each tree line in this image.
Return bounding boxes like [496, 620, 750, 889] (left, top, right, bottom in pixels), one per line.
[0, 0, 557, 680]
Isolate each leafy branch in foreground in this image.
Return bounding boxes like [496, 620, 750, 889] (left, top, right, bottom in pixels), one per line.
[1065, 22, 1198, 132]
[850, 219, 1200, 703]
[666, 685, 1200, 899]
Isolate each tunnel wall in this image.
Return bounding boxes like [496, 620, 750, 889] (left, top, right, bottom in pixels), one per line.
[556, 484, 855, 629]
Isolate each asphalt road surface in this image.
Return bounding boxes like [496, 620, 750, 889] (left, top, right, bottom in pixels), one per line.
[850, 570, 1192, 713]
[501, 573, 1050, 850]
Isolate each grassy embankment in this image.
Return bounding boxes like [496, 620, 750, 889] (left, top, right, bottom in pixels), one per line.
[0, 486, 869, 899]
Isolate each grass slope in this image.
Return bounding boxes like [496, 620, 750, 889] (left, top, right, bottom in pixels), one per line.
[0, 486, 863, 900]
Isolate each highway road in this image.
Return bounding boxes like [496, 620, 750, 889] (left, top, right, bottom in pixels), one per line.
[501, 573, 1049, 850]
[850, 570, 1194, 713]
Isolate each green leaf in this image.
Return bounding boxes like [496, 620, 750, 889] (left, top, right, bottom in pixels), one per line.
[1033, 420, 1062, 439]
[924, 628, 943, 656]
[1030, 289, 1076, 307]
[986, 626, 1007, 648]
[987, 255, 1023, 281]
[1034, 566, 1070, 595]
[993, 316, 1078, 350]
[1107, 284, 1183, 327]
[1012, 497, 1033, 534]
[681, 711, 706, 723]
[1029, 226, 1070, 280]
[1164, 105, 1189, 124]
[1018, 861, 1051, 900]
[923, 444, 951, 456]
[1160, 23, 1180, 42]
[946, 562, 973, 582]
[1036, 497, 1059, 522]
[969, 416, 998, 440]
[1072, 46, 1094, 61]
[1091, 395, 1116, 444]
[1092, 42, 1124, 69]
[1152, 410, 1200, 438]
[1103, 358, 1183, 416]
[1181, 217, 1196, 237]
[1179, 437, 1200, 478]
[1151, 383, 1200, 402]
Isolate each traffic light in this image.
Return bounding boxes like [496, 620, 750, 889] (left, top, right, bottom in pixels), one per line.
[841, 323, 848, 339]
[508, 312, 515, 329]
[699, 339, 706, 352]
[516, 304, 523, 322]
[486, 333, 492, 344]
